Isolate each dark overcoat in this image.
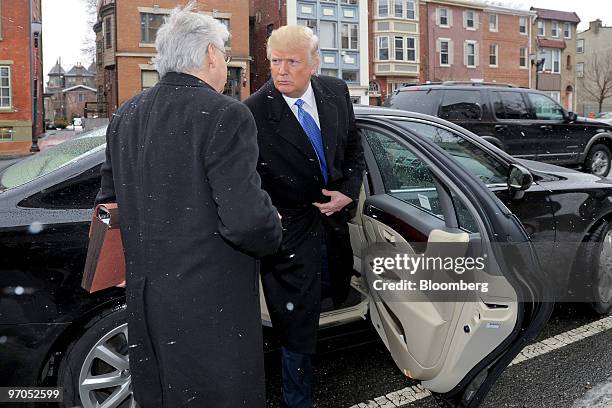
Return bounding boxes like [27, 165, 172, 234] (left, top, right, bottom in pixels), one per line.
[95, 72, 282, 408]
[244, 76, 365, 354]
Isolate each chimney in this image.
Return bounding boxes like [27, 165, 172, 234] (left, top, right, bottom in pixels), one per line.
[590, 19, 602, 34]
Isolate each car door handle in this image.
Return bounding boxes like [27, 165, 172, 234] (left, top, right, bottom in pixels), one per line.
[382, 229, 396, 243]
[540, 125, 553, 131]
[494, 125, 507, 132]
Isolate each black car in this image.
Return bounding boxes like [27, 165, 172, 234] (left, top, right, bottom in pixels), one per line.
[1, 108, 611, 408]
[385, 82, 612, 177]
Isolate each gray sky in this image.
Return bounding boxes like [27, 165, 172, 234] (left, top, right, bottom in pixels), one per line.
[41, 0, 612, 83]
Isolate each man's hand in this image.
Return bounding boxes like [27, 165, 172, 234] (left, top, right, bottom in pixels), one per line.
[116, 280, 126, 288]
[313, 189, 352, 216]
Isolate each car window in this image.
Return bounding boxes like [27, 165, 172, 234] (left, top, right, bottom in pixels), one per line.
[362, 127, 444, 220]
[492, 91, 530, 120]
[397, 120, 508, 186]
[385, 89, 440, 115]
[0, 127, 106, 190]
[527, 93, 565, 121]
[438, 90, 483, 121]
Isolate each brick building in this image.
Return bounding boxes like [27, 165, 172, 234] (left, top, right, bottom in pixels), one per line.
[0, 0, 44, 155]
[531, 7, 580, 111]
[251, 0, 370, 104]
[44, 60, 96, 122]
[62, 85, 97, 120]
[420, 0, 532, 88]
[94, 0, 251, 116]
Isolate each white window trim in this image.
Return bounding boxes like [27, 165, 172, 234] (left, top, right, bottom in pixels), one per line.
[489, 14, 498, 32]
[537, 20, 545, 37]
[464, 10, 477, 31]
[465, 40, 478, 68]
[576, 62, 584, 78]
[563, 23, 572, 39]
[342, 23, 359, 50]
[551, 21, 559, 38]
[438, 8, 450, 28]
[0, 65, 12, 110]
[519, 47, 528, 69]
[438, 38, 451, 67]
[377, 0, 389, 18]
[405, 36, 417, 62]
[552, 49, 561, 74]
[394, 36, 404, 61]
[519, 16, 528, 35]
[406, 0, 417, 20]
[577, 39, 584, 53]
[378, 36, 390, 61]
[489, 44, 498, 68]
[393, 0, 403, 18]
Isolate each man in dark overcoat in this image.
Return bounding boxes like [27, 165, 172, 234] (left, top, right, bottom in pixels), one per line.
[244, 25, 365, 407]
[94, 5, 282, 408]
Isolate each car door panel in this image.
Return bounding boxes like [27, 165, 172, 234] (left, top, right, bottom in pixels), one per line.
[359, 119, 553, 406]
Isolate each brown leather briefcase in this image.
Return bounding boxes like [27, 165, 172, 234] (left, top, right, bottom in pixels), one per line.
[82, 203, 126, 293]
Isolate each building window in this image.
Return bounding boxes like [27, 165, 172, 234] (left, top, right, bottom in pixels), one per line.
[394, 0, 403, 18]
[0, 66, 11, 108]
[0, 127, 13, 141]
[378, 36, 389, 60]
[378, 0, 389, 17]
[465, 11, 476, 30]
[489, 44, 498, 67]
[537, 20, 545, 36]
[563, 23, 571, 39]
[104, 17, 112, 49]
[141, 70, 160, 91]
[440, 39, 450, 66]
[566, 55, 572, 70]
[489, 14, 498, 31]
[576, 62, 584, 78]
[298, 19, 317, 32]
[577, 39, 584, 53]
[551, 21, 559, 37]
[140, 13, 165, 44]
[369, 81, 381, 96]
[519, 16, 528, 34]
[79, 93, 84, 102]
[321, 69, 338, 77]
[406, 37, 416, 61]
[340, 0, 357, 4]
[395, 36, 404, 60]
[216, 18, 231, 47]
[406, 1, 415, 19]
[519, 47, 527, 68]
[465, 41, 477, 67]
[319, 21, 336, 49]
[341, 23, 358, 50]
[438, 8, 449, 27]
[342, 71, 358, 82]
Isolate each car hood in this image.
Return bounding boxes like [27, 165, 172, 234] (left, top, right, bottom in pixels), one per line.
[577, 116, 612, 128]
[518, 158, 612, 188]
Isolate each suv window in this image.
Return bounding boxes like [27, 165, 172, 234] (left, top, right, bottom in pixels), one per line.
[527, 93, 565, 121]
[438, 90, 483, 121]
[385, 89, 440, 115]
[492, 91, 530, 120]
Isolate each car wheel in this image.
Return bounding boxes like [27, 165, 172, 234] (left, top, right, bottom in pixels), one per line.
[585, 221, 612, 314]
[586, 144, 612, 177]
[58, 307, 137, 408]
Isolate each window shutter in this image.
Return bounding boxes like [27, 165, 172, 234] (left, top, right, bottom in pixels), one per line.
[464, 41, 468, 66]
[475, 12, 480, 30]
[475, 43, 480, 66]
[449, 9, 453, 27]
[449, 40, 454, 65]
[436, 38, 441, 52]
[463, 11, 467, 29]
[436, 8, 440, 26]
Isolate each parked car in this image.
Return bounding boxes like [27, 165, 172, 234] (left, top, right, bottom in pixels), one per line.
[385, 82, 612, 177]
[596, 112, 612, 126]
[2, 107, 612, 408]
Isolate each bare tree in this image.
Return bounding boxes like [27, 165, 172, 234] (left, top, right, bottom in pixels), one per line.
[81, 0, 98, 62]
[583, 50, 612, 113]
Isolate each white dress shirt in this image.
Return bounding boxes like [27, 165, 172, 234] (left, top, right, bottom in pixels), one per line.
[281, 82, 321, 129]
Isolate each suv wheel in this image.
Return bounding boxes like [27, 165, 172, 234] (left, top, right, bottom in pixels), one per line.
[585, 221, 612, 314]
[586, 144, 611, 177]
[58, 307, 137, 408]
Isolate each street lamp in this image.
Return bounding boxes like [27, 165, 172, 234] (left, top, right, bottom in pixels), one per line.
[532, 58, 545, 90]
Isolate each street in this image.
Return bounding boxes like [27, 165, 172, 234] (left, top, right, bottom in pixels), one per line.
[264, 304, 612, 408]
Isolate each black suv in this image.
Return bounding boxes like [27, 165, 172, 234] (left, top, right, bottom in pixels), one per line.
[385, 82, 612, 177]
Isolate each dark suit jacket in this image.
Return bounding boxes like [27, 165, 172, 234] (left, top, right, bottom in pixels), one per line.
[95, 72, 282, 407]
[244, 75, 365, 353]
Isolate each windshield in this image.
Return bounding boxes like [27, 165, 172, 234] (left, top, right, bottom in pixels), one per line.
[0, 127, 107, 190]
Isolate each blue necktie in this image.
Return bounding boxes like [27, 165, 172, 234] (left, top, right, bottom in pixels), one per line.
[295, 99, 328, 184]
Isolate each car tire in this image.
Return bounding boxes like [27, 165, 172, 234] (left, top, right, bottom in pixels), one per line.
[586, 144, 612, 177]
[584, 221, 612, 314]
[58, 306, 136, 408]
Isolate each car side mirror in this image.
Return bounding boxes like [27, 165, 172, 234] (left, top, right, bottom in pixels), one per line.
[508, 164, 533, 200]
[566, 111, 578, 123]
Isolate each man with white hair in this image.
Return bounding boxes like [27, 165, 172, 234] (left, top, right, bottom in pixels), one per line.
[245, 25, 365, 407]
[95, 3, 282, 407]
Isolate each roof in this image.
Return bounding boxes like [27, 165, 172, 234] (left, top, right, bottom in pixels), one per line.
[537, 38, 566, 49]
[65, 65, 95, 77]
[62, 85, 97, 93]
[48, 61, 65, 76]
[531, 7, 580, 23]
[87, 62, 97, 74]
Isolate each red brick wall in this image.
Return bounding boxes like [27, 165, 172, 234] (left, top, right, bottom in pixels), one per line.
[250, 0, 287, 92]
[419, 1, 429, 83]
[64, 89, 98, 120]
[482, 12, 529, 87]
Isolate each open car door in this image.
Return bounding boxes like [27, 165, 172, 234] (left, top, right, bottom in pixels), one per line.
[358, 118, 554, 407]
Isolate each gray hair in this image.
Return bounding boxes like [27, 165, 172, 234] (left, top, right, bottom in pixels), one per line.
[153, 2, 230, 77]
